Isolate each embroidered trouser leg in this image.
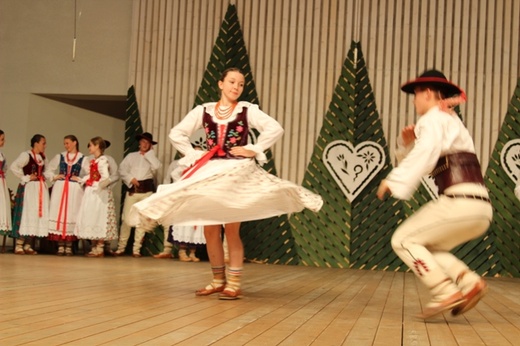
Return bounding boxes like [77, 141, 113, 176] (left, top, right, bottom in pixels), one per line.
[391, 195, 491, 298]
[117, 191, 153, 252]
[132, 226, 153, 254]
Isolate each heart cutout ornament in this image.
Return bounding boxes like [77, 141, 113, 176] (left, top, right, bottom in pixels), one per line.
[323, 140, 385, 202]
[500, 139, 520, 184]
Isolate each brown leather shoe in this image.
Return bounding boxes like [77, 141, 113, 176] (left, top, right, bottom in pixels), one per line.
[218, 287, 243, 300]
[132, 253, 142, 258]
[452, 279, 488, 316]
[153, 252, 173, 259]
[417, 292, 465, 319]
[195, 283, 225, 296]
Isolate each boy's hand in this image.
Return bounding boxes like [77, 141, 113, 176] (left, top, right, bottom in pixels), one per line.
[377, 180, 391, 200]
[401, 125, 416, 146]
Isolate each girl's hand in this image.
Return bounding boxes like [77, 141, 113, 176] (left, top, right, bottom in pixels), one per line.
[401, 125, 416, 146]
[229, 146, 256, 158]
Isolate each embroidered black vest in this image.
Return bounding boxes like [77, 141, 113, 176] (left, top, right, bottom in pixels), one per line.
[203, 106, 249, 159]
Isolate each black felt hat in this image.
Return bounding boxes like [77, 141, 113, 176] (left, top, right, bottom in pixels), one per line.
[135, 132, 157, 145]
[401, 70, 464, 97]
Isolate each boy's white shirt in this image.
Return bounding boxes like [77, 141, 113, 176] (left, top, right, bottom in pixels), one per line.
[386, 106, 476, 200]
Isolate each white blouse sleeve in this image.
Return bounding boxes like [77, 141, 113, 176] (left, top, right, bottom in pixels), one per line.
[118, 154, 134, 187]
[244, 104, 284, 165]
[169, 106, 205, 167]
[10, 151, 31, 184]
[143, 149, 162, 171]
[44, 153, 61, 182]
[106, 155, 120, 186]
[386, 116, 443, 200]
[93, 156, 111, 189]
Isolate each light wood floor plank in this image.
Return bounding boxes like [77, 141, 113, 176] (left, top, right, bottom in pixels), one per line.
[0, 253, 518, 345]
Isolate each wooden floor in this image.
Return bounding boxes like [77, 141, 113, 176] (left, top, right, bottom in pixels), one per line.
[0, 254, 519, 346]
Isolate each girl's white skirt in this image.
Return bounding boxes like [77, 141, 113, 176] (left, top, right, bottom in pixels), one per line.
[129, 159, 322, 227]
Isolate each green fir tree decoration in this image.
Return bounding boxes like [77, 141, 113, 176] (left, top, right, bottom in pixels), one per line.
[289, 41, 404, 270]
[484, 77, 520, 277]
[124, 85, 144, 155]
[193, 4, 297, 264]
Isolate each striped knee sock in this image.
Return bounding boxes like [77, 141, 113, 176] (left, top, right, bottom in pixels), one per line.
[226, 267, 243, 291]
[211, 265, 226, 287]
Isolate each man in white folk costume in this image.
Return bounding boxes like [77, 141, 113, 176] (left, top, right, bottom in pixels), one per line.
[377, 70, 492, 319]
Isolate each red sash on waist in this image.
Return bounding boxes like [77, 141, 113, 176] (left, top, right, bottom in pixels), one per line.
[181, 145, 222, 180]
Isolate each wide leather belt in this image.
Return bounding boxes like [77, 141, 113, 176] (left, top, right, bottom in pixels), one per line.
[128, 178, 155, 195]
[430, 152, 484, 195]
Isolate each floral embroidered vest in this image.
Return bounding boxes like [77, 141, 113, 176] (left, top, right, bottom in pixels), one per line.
[203, 106, 249, 159]
[59, 154, 84, 177]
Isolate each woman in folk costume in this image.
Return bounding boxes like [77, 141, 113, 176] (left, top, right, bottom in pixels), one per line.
[377, 70, 492, 319]
[45, 135, 89, 256]
[130, 67, 323, 299]
[75, 137, 117, 257]
[0, 130, 12, 236]
[10, 134, 50, 255]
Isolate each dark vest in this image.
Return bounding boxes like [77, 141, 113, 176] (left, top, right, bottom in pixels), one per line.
[59, 154, 84, 177]
[203, 106, 249, 159]
[22, 152, 45, 177]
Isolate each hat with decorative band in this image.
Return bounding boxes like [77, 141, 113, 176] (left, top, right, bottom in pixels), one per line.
[401, 69, 464, 98]
[135, 132, 157, 145]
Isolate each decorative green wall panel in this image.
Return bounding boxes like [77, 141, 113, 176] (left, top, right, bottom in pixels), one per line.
[484, 78, 520, 277]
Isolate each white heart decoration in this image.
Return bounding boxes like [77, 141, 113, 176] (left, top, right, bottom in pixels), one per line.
[323, 140, 385, 202]
[500, 139, 520, 184]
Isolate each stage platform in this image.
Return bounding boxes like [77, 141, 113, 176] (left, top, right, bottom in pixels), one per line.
[0, 254, 518, 345]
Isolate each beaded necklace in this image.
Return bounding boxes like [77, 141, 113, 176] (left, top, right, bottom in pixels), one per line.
[66, 151, 79, 165]
[215, 101, 237, 120]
